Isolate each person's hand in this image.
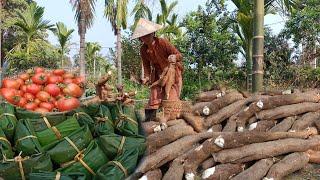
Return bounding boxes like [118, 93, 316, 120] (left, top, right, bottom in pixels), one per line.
[168, 54, 177, 63]
[141, 77, 150, 85]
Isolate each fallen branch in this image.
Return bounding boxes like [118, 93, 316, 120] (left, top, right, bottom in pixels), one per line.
[291, 111, 320, 131]
[201, 163, 244, 180]
[265, 152, 309, 180]
[213, 135, 320, 163]
[269, 116, 296, 132]
[231, 158, 274, 180]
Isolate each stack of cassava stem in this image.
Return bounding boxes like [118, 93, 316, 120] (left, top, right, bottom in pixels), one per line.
[135, 89, 320, 180]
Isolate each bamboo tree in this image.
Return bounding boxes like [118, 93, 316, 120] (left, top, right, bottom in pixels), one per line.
[252, 0, 265, 92]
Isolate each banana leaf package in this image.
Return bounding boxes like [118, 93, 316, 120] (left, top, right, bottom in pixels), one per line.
[29, 172, 86, 180]
[115, 105, 139, 136]
[103, 103, 121, 121]
[93, 105, 114, 136]
[14, 120, 43, 156]
[0, 153, 53, 180]
[47, 125, 93, 164]
[15, 108, 67, 123]
[76, 103, 101, 117]
[95, 148, 140, 180]
[97, 134, 146, 160]
[57, 140, 109, 179]
[71, 111, 95, 132]
[29, 116, 80, 147]
[0, 102, 17, 141]
[0, 127, 14, 160]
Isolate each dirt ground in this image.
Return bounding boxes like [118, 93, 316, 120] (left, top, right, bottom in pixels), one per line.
[285, 164, 320, 180]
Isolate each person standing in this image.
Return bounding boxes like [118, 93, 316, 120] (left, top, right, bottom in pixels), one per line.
[132, 18, 183, 121]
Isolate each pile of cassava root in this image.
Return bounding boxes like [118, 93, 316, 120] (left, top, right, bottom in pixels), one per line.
[133, 88, 320, 180]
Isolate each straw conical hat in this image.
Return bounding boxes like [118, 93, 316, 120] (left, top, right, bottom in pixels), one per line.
[132, 18, 163, 39]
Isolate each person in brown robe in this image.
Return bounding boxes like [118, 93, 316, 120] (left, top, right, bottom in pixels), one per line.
[132, 18, 183, 121]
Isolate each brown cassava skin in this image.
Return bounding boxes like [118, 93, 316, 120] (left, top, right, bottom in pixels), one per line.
[315, 119, 320, 131]
[222, 118, 237, 132]
[213, 135, 320, 163]
[146, 123, 195, 154]
[265, 152, 310, 180]
[201, 158, 216, 170]
[196, 90, 223, 102]
[205, 99, 248, 127]
[214, 129, 317, 149]
[182, 113, 204, 132]
[209, 124, 222, 132]
[248, 116, 257, 124]
[201, 163, 244, 180]
[183, 130, 315, 174]
[269, 116, 296, 132]
[162, 148, 196, 180]
[205, 91, 244, 116]
[235, 92, 320, 128]
[231, 158, 274, 180]
[247, 120, 276, 132]
[306, 150, 320, 163]
[291, 111, 320, 131]
[256, 102, 320, 120]
[142, 119, 186, 135]
[139, 169, 162, 180]
[135, 132, 214, 173]
[192, 102, 210, 115]
[183, 138, 221, 174]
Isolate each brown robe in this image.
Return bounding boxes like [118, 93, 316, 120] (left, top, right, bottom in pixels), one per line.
[140, 37, 183, 109]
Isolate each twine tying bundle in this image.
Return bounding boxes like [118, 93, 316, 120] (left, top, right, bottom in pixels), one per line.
[4, 152, 29, 180]
[117, 136, 126, 155]
[108, 161, 128, 177]
[42, 117, 62, 139]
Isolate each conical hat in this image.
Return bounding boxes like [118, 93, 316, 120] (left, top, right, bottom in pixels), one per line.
[131, 18, 163, 39]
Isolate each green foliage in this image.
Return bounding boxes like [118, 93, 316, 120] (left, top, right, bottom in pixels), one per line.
[131, 0, 152, 30]
[70, 0, 97, 31]
[52, 22, 74, 67]
[176, 4, 241, 99]
[14, 2, 54, 54]
[121, 33, 141, 80]
[5, 40, 60, 74]
[104, 0, 129, 33]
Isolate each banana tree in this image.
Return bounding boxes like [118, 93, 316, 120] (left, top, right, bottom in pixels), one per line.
[53, 22, 74, 68]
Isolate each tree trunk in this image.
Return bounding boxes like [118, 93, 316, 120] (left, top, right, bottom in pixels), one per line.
[116, 28, 122, 85]
[0, 0, 2, 69]
[252, 0, 264, 92]
[94, 58, 96, 78]
[79, 13, 86, 77]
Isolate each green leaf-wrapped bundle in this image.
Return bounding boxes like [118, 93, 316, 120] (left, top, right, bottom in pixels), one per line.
[95, 148, 140, 180]
[29, 172, 86, 180]
[0, 102, 17, 141]
[57, 141, 109, 179]
[15, 108, 67, 123]
[33, 116, 80, 147]
[97, 134, 146, 160]
[0, 153, 53, 180]
[47, 125, 93, 164]
[115, 105, 139, 136]
[72, 111, 95, 132]
[14, 120, 43, 156]
[76, 103, 101, 117]
[0, 127, 14, 160]
[93, 105, 114, 136]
